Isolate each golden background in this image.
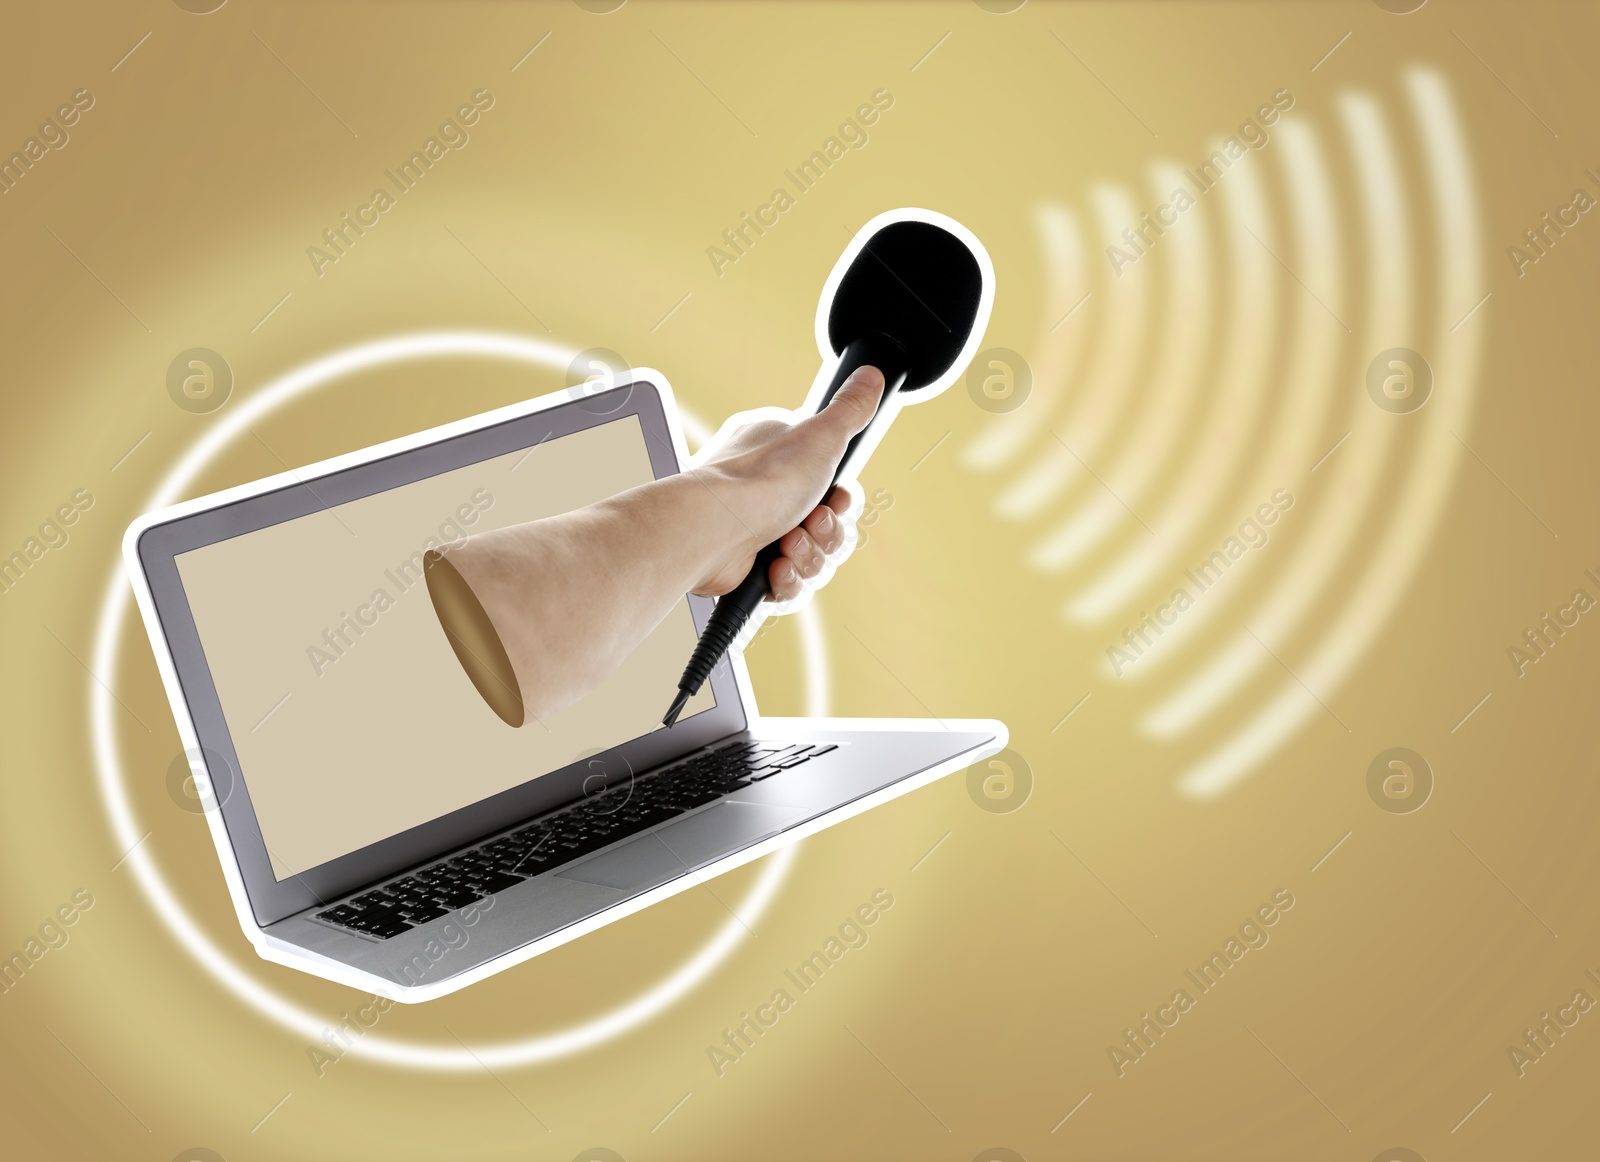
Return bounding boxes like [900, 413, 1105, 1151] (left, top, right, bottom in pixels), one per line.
[1, 1, 1596, 1159]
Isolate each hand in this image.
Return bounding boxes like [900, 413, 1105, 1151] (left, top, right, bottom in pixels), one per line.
[689, 364, 886, 603]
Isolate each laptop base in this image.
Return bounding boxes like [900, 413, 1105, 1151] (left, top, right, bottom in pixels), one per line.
[260, 718, 1003, 1002]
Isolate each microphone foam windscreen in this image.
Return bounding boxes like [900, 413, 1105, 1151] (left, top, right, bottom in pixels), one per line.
[827, 220, 984, 389]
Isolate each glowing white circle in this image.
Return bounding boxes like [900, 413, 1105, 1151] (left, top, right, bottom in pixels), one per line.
[90, 331, 824, 1068]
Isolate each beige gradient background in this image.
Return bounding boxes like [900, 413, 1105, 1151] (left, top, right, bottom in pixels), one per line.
[0, 2, 1596, 1160]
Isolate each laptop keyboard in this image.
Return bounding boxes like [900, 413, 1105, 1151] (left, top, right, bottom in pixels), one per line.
[313, 739, 837, 940]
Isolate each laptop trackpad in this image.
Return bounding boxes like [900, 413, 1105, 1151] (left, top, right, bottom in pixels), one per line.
[556, 802, 803, 892]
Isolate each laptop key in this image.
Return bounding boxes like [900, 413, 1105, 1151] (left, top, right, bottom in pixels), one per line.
[671, 790, 721, 809]
[395, 903, 449, 923]
[430, 886, 485, 909]
[465, 871, 524, 895]
[536, 848, 586, 874]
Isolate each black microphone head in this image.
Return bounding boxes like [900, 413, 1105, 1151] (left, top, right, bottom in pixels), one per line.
[826, 217, 987, 392]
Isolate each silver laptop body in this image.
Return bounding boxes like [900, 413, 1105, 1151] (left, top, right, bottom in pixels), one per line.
[123, 371, 1004, 1002]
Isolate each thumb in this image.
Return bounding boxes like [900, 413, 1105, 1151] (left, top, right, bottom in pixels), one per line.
[801, 365, 886, 454]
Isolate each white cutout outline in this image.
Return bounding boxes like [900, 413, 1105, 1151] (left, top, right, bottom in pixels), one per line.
[104, 330, 1002, 1062]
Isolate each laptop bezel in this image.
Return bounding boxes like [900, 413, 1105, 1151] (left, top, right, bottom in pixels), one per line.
[128, 373, 747, 927]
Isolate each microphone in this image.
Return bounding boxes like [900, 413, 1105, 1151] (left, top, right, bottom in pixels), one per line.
[662, 209, 994, 727]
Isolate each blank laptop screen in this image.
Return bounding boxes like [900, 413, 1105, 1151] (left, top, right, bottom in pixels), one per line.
[173, 413, 714, 880]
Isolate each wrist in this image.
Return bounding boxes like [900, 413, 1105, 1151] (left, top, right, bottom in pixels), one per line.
[662, 466, 761, 588]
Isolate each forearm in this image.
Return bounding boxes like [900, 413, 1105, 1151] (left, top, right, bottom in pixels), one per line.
[431, 467, 751, 724]
[527, 469, 748, 670]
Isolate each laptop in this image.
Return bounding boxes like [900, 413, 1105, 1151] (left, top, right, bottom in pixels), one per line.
[123, 370, 1005, 1002]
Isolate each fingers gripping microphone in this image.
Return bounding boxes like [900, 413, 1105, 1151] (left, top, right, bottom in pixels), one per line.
[662, 209, 994, 726]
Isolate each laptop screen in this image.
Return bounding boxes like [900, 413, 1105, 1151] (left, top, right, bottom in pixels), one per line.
[172, 412, 716, 881]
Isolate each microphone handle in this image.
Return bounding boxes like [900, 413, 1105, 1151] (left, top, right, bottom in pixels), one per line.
[663, 334, 911, 725]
